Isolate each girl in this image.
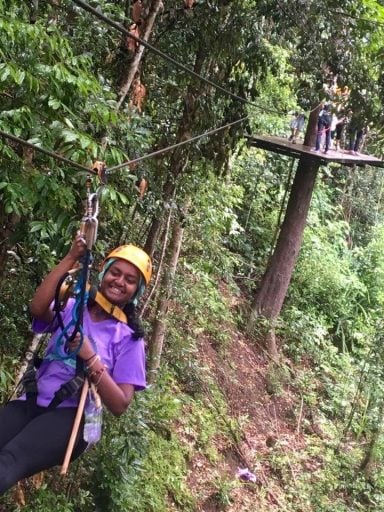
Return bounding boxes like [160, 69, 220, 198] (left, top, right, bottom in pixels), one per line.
[0, 234, 152, 494]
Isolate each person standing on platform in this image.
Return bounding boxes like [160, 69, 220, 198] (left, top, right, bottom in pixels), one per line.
[347, 111, 366, 155]
[315, 104, 332, 154]
[334, 112, 349, 152]
[288, 112, 306, 144]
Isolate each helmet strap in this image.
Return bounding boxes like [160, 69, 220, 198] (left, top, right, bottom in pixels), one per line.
[87, 284, 128, 324]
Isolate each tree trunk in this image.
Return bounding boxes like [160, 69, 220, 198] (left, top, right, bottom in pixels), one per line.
[148, 218, 184, 381]
[359, 400, 384, 478]
[144, 173, 177, 256]
[247, 104, 321, 357]
[304, 103, 321, 147]
[144, 44, 206, 254]
[117, 0, 164, 109]
[141, 192, 175, 316]
[144, 216, 163, 257]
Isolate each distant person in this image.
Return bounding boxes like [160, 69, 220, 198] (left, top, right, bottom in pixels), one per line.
[347, 113, 365, 155]
[330, 114, 338, 142]
[329, 107, 349, 152]
[314, 104, 332, 154]
[334, 115, 348, 152]
[288, 112, 306, 144]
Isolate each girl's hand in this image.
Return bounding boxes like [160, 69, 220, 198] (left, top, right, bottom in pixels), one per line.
[67, 333, 95, 361]
[68, 232, 87, 262]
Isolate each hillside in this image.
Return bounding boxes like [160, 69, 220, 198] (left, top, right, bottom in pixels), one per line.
[188, 328, 298, 511]
[153, 279, 378, 512]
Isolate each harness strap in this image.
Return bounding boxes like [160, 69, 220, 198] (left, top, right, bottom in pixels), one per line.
[87, 284, 128, 324]
[48, 373, 85, 409]
[22, 361, 38, 403]
[23, 355, 85, 409]
[48, 356, 85, 409]
[22, 286, 126, 408]
[22, 354, 45, 404]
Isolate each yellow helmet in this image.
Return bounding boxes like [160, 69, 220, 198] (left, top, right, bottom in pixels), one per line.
[103, 245, 152, 285]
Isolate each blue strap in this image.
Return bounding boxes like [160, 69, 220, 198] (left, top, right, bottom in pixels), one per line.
[53, 250, 92, 360]
[44, 352, 77, 369]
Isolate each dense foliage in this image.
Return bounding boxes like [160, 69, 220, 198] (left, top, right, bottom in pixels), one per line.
[1, 0, 384, 510]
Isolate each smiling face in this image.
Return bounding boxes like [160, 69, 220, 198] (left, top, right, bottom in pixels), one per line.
[100, 259, 140, 306]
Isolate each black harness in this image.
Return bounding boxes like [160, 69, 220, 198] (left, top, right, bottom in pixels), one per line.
[22, 354, 85, 409]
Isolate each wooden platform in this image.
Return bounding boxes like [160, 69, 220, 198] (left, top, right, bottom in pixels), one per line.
[246, 135, 384, 168]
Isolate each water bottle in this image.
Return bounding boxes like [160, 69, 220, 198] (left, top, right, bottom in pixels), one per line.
[83, 400, 103, 445]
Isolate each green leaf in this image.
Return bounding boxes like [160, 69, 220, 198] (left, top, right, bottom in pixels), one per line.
[0, 64, 10, 81]
[30, 223, 43, 233]
[48, 97, 62, 110]
[64, 118, 75, 129]
[61, 129, 78, 143]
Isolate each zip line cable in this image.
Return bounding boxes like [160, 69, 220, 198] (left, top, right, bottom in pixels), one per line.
[0, 117, 247, 174]
[0, 129, 95, 175]
[107, 116, 247, 172]
[71, 0, 283, 116]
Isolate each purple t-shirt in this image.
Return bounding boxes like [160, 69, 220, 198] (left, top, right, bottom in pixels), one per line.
[29, 299, 146, 408]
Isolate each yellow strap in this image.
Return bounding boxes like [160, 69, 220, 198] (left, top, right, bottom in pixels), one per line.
[86, 284, 128, 324]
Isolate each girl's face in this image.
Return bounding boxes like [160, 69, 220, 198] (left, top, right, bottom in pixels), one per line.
[100, 259, 140, 306]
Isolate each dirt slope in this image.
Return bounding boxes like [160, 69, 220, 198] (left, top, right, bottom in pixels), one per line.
[184, 327, 315, 512]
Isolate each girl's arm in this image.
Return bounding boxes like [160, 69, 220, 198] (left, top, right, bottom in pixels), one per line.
[68, 335, 135, 417]
[29, 234, 87, 323]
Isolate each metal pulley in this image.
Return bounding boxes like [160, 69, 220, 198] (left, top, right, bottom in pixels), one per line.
[80, 190, 99, 249]
[57, 162, 107, 310]
[79, 162, 106, 249]
[57, 268, 79, 311]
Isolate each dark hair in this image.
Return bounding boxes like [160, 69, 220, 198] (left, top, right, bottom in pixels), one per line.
[87, 291, 145, 340]
[124, 302, 145, 340]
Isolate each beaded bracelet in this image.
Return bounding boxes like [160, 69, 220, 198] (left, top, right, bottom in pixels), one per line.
[88, 364, 107, 380]
[85, 354, 101, 372]
[85, 353, 97, 362]
[94, 367, 107, 387]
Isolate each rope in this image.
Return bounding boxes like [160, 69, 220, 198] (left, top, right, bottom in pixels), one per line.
[0, 117, 247, 175]
[108, 116, 248, 172]
[71, 0, 284, 116]
[309, 100, 324, 114]
[53, 249, 92, 359]
[0, 129, 95, 174]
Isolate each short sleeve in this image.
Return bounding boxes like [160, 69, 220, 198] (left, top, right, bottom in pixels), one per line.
[31, 300, 69, 334]
[32, 317, 58, 334]
[112, 336, 146, 391]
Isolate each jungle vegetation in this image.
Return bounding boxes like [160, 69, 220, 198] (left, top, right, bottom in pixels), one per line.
[1, 0, 384, 510]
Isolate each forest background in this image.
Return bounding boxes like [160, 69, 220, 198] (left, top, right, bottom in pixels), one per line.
[1, 0, 384, 510]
